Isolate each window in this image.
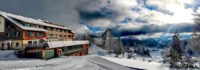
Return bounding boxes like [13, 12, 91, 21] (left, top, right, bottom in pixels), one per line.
[50, 34, 54, 36]
[68, 46, 73, 50]
[57, 29, 60, 31]
[36, 25, 40, 28]
[60, 30, 64, 32]
[6, 33, 10, 38]
[34, 41, 37, 44]
[67, 30, 70, 33]
[37, 32, 43, 37]
[37, 32, 40, 36]
[26, 32, 31, 36]
[8, 25, 11, 28]
[15, 32, 19, 37]
[50, 27, 53, 31]
[26, 32, 34, 37]
[39, 39, 44, 43]
[28, 41, 32, 44]
[16, 42, 19, 48]
[44, 26, 47, 29]
[1, 43, 4, 49]
[69, 30, 72, 33]
[11, 42, 13, 47]
[40, 33, 43, 37]
[7, 43, 11, 49]
[25, 23, 32, 27]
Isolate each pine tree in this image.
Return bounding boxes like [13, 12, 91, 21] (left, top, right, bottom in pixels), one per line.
[170, 32, 185, 68]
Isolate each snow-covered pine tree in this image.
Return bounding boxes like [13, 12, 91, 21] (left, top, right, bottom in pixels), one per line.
[164, 32, 185, 68]
[189, 14, 200, 55]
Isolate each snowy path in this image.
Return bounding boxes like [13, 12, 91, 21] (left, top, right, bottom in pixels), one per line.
[102, 56, 169, 70]
[0, 55, 133, 70]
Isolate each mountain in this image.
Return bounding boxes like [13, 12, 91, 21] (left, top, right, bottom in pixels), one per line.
[121, 34, 191, 48]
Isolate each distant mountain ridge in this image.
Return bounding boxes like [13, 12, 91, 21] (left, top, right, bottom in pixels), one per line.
[121, 34, 191, 48]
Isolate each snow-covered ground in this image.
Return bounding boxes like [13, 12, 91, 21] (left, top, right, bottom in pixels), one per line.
[88, 44, 107, 56]
[102, 56, 169, 70]
[0, 55, 133, 70]
[0, 45, 170, 70]
[0, 46, 134, 70]
[89, 44, 170, 70]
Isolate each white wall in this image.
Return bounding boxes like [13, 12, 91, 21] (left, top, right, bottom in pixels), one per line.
[0, 16, 5, 32]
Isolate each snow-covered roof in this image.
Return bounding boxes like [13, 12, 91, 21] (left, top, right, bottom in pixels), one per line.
[0, 13, 46, 32]
[0, 11, 69, 30]
[47, 40, 89, 48]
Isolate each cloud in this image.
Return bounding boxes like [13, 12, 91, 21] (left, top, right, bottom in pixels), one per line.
[0, 0, 199, 36]
[113, 23, 193, 36]
[121, 32, 192, 40]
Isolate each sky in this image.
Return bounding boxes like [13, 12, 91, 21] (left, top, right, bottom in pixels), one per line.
[0, 0, 200, 38]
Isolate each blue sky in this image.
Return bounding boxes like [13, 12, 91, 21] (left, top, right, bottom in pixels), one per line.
[0, 0, 200, 38]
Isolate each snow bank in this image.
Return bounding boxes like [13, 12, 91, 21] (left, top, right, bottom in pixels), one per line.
[89, 44, 107, 56]
[102, 56, 169, 70]
[0, 50, 19, 60]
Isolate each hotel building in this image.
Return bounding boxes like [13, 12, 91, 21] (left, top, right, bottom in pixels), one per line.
[0, 11, 89, 59]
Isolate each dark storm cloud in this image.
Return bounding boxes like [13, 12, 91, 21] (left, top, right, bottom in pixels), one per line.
[112, 23, 194, 36]
[0, 0, 79, 24]
[77, 7, 118, 20]
[0, 0, 45, 17]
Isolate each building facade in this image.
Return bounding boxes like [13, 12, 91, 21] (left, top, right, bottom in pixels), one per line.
[0, 11, 89, 59]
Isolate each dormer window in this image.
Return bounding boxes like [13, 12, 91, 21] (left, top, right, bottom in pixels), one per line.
[68, 35, 71, 38]
[36, 25, 40, 28]
[44, 26, 47, 29]
[24, 23, 32, 27]
[57, 29, 60, 31]
[50, 27, 53, 31]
